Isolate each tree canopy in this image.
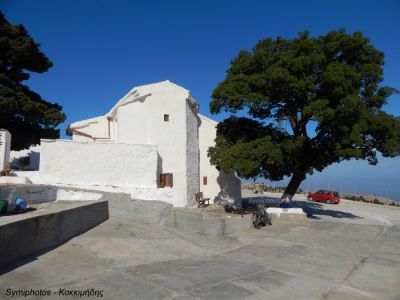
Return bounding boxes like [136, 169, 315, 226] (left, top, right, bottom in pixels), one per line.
[0, 12, 66, 150]
[209, 29, 400, 199]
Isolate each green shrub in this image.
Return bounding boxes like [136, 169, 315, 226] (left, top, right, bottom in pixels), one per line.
[373, 198, 384, 205]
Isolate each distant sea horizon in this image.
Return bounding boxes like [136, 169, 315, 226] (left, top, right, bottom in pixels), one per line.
[241, 156, 400, 203]
[242, 182, 400, 202]
[242, 180, 400, 202]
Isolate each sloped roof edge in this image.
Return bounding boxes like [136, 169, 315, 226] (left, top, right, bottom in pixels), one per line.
[69, 116, 106, 129]
[69, 80, 200, 128]
[199, 114, 218, 124]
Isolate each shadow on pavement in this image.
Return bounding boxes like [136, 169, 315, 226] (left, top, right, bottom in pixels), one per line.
[291, 200, 362, 220]
[241, 197, 361, 220]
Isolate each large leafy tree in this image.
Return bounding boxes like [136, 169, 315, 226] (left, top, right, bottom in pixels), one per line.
[0, 12, 66, 150]
[209, 30, 400, 200]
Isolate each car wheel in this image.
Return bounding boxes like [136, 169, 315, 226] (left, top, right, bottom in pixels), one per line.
[327, 199, 332, 204]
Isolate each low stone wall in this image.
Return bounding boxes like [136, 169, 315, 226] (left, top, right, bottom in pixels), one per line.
[13, 171, 44, 184]
[107, 195, 307, 233]
[106, 195, 173, 225]
[0, 184, 104, 211]
[106, 195, 254, 236]
[166, 209, 253, 236]
[0, 200, 108, 269]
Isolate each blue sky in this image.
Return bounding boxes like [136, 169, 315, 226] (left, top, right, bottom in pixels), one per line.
[1, 0, 400, 199]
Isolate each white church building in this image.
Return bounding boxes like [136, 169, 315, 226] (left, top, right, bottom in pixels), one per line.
[37, 81, 240, 207]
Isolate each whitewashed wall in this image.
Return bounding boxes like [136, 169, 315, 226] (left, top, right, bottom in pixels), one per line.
[70, 116, 114, 142]
[198, 115, 241, 203]
[0, 129, 11, 171]
[69, 81, 201, 206]
[40, 139, 158, 188]
[116, 81, 191, 205]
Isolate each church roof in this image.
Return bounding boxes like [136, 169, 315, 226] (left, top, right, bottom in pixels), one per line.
[69, 80, 200, 129]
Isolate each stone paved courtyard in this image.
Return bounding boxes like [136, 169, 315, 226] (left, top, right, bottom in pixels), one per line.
[1, 198, 399, 300]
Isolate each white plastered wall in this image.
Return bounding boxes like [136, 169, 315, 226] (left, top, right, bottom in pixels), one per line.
[115, 81, 193, 205]
[198, 114, 241, 203]
[40, 139, 158, 188]
[0, 129, 11, 171]
[70, 116, 114, 142]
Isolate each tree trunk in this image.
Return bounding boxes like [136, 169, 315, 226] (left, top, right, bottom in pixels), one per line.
[280, 170, 306, 203]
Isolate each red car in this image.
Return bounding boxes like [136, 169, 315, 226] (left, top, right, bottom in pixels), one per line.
[307, 190, 340, 204]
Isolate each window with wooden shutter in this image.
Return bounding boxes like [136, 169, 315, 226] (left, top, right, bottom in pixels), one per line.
[160, 173, 165, 188]
[203, 176, 207, 185]
[165, 173, 173, 187]
[160, 173, 173, 187]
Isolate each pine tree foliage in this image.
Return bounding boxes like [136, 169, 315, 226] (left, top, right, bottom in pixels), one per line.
[209, 30, 400, 198]
[0, 12, 66, 150]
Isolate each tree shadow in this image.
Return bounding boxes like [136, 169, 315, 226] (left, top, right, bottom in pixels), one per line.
[241, 197, 362, 220]
[291, 200, 362, 220]
[0, 207, 37, 217]
[10, 149, 40, 170]
[215, 172, 241, 205]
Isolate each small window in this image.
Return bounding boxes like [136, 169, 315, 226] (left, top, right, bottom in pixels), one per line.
[203, 176, 207, 185]
[164, 114, 169, 122]
[160, 173, 173, 188]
